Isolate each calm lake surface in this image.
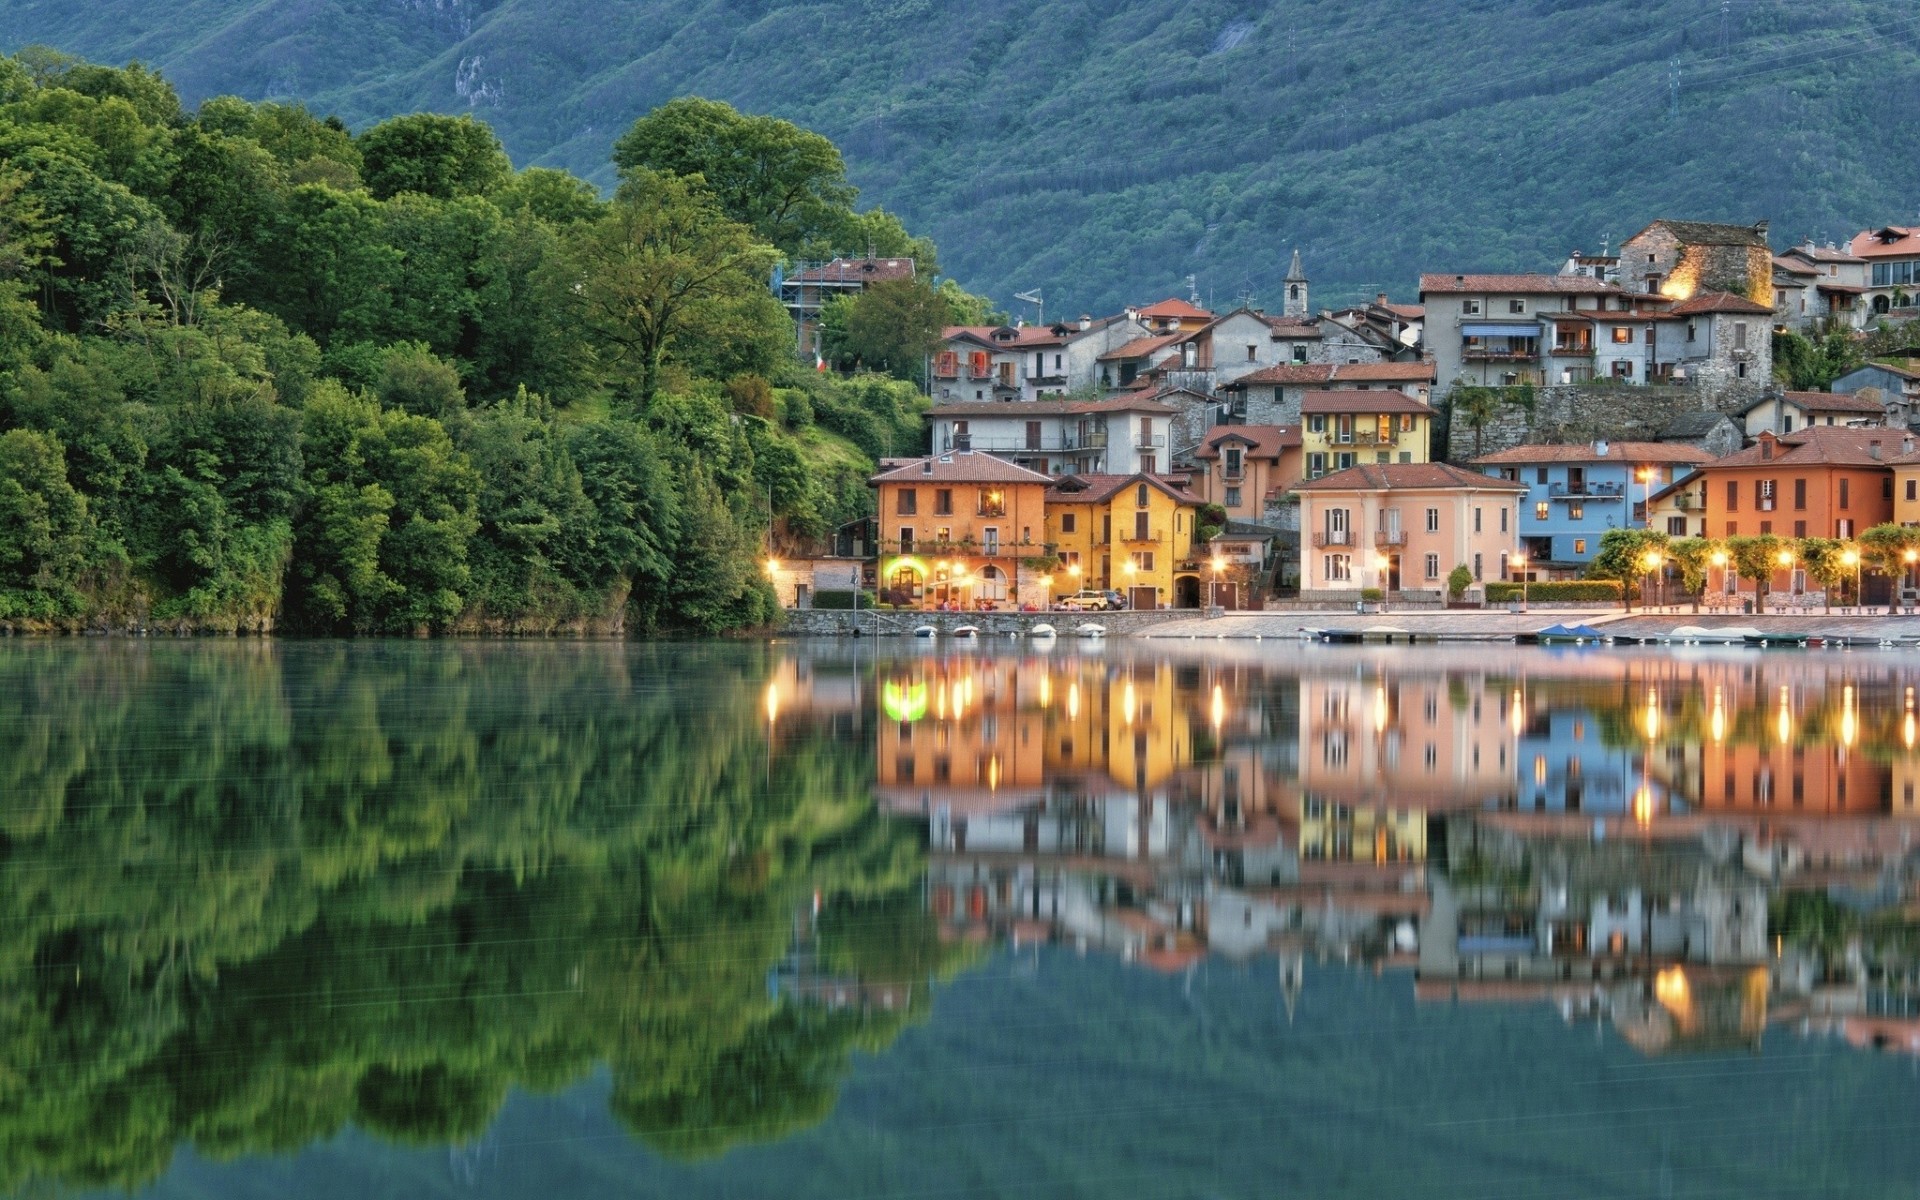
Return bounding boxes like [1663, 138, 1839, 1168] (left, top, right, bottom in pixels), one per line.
[9, 638, 1920, 1198]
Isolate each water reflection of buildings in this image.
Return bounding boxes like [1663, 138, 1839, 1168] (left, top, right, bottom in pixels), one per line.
[778, 646, 1920, 1059]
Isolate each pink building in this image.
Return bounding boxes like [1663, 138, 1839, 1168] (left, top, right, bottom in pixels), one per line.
[1293, 463, 1526, 600]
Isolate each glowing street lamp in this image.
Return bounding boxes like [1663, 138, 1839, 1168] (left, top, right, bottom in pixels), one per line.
[1639, 548, 1665, 610]
[1839, 545, 1862, 612]
[1509, 551, 1529, 612]
[1709, 549, 1730, 609]
[1776, 547, 1796, 608]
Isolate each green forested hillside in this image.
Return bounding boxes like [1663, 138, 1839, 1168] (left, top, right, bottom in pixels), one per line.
[0, 54, 935, 633]
[5, 0, 1920, 311]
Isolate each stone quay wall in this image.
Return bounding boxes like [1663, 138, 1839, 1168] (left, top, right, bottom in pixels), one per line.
[775, 608, 1207, 638]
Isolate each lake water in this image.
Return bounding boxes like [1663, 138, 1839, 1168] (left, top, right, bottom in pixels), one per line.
[8, 638, 1920, 1198]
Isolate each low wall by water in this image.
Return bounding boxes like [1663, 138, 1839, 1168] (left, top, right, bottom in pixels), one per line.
[775, 608, 1212, 638]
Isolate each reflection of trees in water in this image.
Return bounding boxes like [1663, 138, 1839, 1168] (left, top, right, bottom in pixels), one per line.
[0, 643, 952, 1192]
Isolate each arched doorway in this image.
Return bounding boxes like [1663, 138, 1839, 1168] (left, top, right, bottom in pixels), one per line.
[1174, 573, 1202, 609]
[886, 561, 927, 606]
[978, 564, 1008, 605]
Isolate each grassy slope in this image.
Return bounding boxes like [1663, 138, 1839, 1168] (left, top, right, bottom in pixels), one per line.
[6, 0, 1920, 312]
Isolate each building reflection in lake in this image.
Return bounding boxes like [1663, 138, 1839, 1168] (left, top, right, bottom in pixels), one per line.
[800, 644, 1920, 1058]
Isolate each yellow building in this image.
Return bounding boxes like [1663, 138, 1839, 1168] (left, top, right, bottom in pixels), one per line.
[1043, 473, 1202, 609]
[1300, 390, 1437, 479]
[1645, 469, 1709, 540]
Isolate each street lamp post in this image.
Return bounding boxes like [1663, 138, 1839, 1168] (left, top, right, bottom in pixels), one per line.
[1840, 545, 1862, 614]
[1510, 551, 1529, 613]
[1906, 548, 1919, 612]
[1708, 549, 1729, 612]
[1639, 548, 1665, 613]
[1211, 554, 1226, 609]
[1776, 548, 1796, 612]
[1635, 466, 1653, 529]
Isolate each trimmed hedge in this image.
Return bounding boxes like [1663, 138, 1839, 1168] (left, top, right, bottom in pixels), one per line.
[812, 589, 877, 610]
[1484, 580, 1623, 603]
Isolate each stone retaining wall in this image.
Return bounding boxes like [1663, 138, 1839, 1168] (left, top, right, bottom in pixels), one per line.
[1446, 380, 1773, 461]
[775, 608, 1208, 638]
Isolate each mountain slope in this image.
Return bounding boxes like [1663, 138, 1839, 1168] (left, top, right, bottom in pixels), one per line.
[6, 0, 1920, 313]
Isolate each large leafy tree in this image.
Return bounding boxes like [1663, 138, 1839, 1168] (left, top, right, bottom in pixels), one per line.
[830, 276, 947, 378]
[611, 96, 856, 256]
[561, 169, 780, 409]
[356, 112, 512, 201]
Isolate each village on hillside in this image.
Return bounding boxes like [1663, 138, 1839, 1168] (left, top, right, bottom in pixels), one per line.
[770, 219, 1920, 614]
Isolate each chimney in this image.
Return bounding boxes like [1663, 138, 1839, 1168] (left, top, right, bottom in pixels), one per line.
[1455, 274, 1465, 287]
[1759, 434, 1774, 461]
[1754, 219, 1769, 236]
[1594, 439, 1610, 458]
[1079, 314, 1092, 330]
[1376, 293, 1388, 305]
[922, 459, 935, 474]
[954, 432, 972, 452]
[1904, 435, 1915, 455]
[1870, 440, 1883, 461]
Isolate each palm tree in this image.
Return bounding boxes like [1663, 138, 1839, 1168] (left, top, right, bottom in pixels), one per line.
[1452, 384, 1500, 457]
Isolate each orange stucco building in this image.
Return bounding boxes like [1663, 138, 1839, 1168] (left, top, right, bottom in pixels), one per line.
[1698, 427, 1896, 598]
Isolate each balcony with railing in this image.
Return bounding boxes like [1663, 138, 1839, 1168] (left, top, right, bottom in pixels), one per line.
[934, 432, 1108, 454]
[876, 538, 1055, 558]
[1463, 348, 1542, 362]
[1311, 530, 1355, 548]
[1120, 529, 1164, 544]
[1546, 480, 1625, 500]
[1329, 428, 1404, 447]
[1134, 433, 1169, 450]
[1374, 529, 1408, 547]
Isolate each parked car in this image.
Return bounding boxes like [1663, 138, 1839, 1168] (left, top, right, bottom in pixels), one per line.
[1060, 589, 1126, 611]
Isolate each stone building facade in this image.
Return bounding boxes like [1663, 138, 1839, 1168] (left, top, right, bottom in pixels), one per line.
[1619, 219, 1774, 308]
[1445, 380, 1783, 462]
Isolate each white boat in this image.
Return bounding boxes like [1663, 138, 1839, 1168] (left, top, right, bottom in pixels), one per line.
[1030, 623, 1057, 638]
[912, 624, 939, 639]
[1670, 625, 1762, 644]
[1075, 623, 1108, 639]
[952, 624, 982, 639]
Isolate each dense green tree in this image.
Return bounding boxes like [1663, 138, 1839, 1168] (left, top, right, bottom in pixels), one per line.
[612, 96, 857, 256]
[832, 276, 947, 378]
[0, 428, 90, 613]
[562, 169, 780, 408]
[356, 112, 511, 201]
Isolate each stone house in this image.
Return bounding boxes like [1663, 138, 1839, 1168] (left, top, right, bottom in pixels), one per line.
[1224, 361, 1437, 426]
[1658, 411, 1744, 459]
[1772, 243, 1870, 331]
[1618, 219, 1774, 307]
[1846, 225, 1920, 318]
[1325, 294, 1424, 360]
[1739, 389, 1888, 439]
[1293, 462, 1525, 601]
[870, 453, 1056, 610]
[1665, 292, 1774, 402]
[1832, 361, 1920, 428]
[933, 315, 1151, 403]
[1416, 272, 1635, 395]
[1300, 390, 1436, 479]
[1472, 440, 1712, 571]
[1043, 473, 1203, 609]
[927, 394, 1178, 477]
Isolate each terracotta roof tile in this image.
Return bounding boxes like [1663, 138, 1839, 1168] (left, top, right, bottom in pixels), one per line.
[1705, 426, 1901, 470]
[1849, 227, 1920, 259]
[1781, 390, 1887, 414]
[926, 396, 1179, 417]
[1472, 441, 1714, 466]
[1419, 273, 1626, 295]
[1668, 290, 1773, 316]
[1097, 334, 1182, 362]
[1133, 297, 1213, 320]
[789, 256, 917, 284]
[1192, 425, 1303, 459]
[1045, 473, 1201, 505]
[870, 453, 1056, 486]
[1292, 463, 1529, 492]
[1299, 390, 1436, 415]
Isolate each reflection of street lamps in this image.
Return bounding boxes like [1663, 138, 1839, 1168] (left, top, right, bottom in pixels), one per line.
[1509, 551, 1529, 612]
[1639, 548, 1664, 611]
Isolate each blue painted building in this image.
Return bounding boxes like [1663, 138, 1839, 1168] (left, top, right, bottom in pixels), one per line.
[1471, 441, 1712, 571]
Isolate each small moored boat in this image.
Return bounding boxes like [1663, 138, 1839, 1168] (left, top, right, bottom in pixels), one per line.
[911, 624, 939, 639]
[1075, 623, 1108, 639]
[1030, 623, 1057, 639]
[952, 624, 982, 639]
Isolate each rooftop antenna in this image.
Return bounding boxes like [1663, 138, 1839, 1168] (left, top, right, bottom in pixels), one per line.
[1014, 288, 1044, 325]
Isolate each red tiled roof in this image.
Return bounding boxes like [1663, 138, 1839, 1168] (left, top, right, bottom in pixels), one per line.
[1133, 297, 1213, 320]
[1233, 361, 1437, 387]
[1265, 317, 1323, 338]
[791, 256, 916, 284]
[1419, 273, 1625, 296]
[870, 453, 1055, 486]
[1045, 473, 1201, 505]
[1292, 463, 1529, 492]
[1380, 302, 1425, 320]
[1299, 390, 1436, 415]
[1705, 426, 1901, 470]
[1772, 254, 1819, 277]
[1472, 441, 1713, 466]
[941, 324, 1064, 347]
[1668, 291, 1772, 316]
[1849, 226, 1920, 260]
[1192, 425, 1303, 459]
[1097, 334, 1182, 362]
[1782, 390, 1886, 413]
